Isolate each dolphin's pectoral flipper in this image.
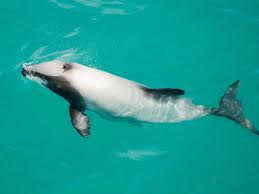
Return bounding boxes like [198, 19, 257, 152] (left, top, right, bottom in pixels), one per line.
[141, 87, 184, 100]
[69, 106, 91, 137]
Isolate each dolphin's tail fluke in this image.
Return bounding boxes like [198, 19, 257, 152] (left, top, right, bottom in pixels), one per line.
[211, 80, 259, 135]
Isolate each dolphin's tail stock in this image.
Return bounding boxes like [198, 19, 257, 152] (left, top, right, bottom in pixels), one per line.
[211, 80, 259, 135]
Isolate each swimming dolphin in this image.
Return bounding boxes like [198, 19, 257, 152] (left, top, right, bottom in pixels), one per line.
[21, 60, 258, 137]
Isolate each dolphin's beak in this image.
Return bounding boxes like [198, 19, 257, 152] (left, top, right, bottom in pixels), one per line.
[21, 66, 35, 77]
[21, 67, 28, 77]
[21, 66, 49, 85]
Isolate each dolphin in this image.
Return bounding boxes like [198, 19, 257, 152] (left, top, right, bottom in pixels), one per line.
[21, 60, 258, 137]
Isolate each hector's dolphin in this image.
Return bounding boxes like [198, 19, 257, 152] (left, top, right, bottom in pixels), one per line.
[21, 60, 258, 137]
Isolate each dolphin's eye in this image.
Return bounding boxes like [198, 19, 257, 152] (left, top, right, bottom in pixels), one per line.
[62, 63, 71, 71]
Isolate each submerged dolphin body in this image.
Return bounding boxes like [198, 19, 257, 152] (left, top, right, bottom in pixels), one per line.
[21, 60, 258, 137]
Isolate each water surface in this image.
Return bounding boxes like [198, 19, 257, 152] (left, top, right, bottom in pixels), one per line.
[1, 0, 259, 194]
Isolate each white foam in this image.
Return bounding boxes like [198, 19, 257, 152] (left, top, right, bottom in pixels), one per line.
[20, 42, 30, 52]
[220, 7, 259, 23]
[49, 0, 75, 9]
[73, 0, 101, 8]
[74, 0, 124, 7]
[105, 1, 124, 5]
[73, 0, 146, 15]
[100, 8, 128, 15]
[30, 46, 48, 61]
[34, 48, 76, 60]
[64, 27, 80, 38]
[117, 149, 167, 161]
[55, 49, 93, 62]
[15, 61, 34, 70]
[15, 46, 96, 71]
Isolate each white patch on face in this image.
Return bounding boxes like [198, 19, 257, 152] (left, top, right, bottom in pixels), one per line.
[26, 73, 47, 86]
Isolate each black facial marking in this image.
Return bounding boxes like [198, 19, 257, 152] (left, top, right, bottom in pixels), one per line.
[21, 68, 26, 77]
[29, 71, 85, 110]
[46, 76, 85, 110]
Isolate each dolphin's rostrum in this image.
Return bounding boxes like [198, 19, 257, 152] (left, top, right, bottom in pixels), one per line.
[21, 60, 258, 137]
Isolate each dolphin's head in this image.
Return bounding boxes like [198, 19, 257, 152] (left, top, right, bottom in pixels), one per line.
[22, 60, 85, 109]
[22, 60, 73, 80]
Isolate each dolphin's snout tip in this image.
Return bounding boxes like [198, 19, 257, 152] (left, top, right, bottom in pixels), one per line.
[21, 66, 31, 77]
[21, 67, 27, 77]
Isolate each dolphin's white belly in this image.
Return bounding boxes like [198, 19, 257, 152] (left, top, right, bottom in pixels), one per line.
[70, 67, 207, 122]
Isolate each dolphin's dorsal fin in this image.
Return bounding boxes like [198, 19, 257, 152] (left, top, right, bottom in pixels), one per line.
[69, 105, 90, 137]
[141, 87, 184, 100]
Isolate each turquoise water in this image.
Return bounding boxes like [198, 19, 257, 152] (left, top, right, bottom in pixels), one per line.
[1, 0, 259, 193]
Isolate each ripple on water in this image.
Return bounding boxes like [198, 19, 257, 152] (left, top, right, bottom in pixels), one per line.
[15, 46, 98, 71]
[219, 7, 259, 23]
[116, 149, 168, 161]
[49, 0, 76, 10]
[52, 0, 148, 15]
[64, 27, 80, 38]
